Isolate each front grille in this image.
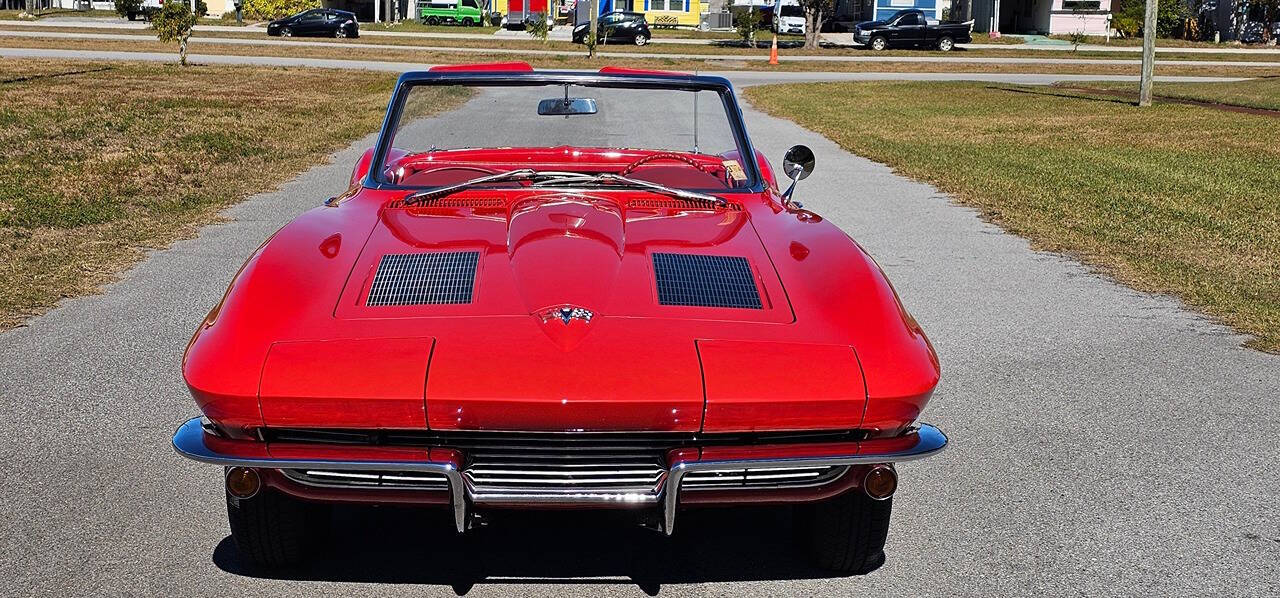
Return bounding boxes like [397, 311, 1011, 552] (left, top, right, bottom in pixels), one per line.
[264, 430, 864, 497]
[652, 253, 763, 309]
[366, 251, 479, 306]
[459, 433, 671, 499]
[682, 465, 848, 490]
[281, 468, 449, 490]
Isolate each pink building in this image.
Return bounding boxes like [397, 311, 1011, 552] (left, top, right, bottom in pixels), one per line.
[972, 0, 1113, 35]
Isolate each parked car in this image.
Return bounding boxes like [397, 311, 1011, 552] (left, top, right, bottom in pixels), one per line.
[173, 63, 948, 575]
[772, 0, 806, 36]
[418, 0, 484, 26]
[854, 8, 972, 51]
[123, 0, 162, 21]
[266, 9, 359, 39]
[572, 11, 651, 46]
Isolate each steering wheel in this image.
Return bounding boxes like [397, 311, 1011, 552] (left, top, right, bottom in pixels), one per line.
[620, 153, 711, 176]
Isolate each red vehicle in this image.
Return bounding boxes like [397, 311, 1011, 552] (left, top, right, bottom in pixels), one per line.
[173, 63, 946, 575]
[506, 0, 550, 28]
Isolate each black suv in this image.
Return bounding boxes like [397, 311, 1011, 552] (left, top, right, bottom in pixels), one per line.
[572, 11, 651, 46]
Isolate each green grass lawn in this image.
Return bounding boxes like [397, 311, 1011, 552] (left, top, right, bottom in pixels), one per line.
[746, 80, 1280, 352]
[1070, 78, 1280, 111]
[0, 60, 467, 330]
[1048, 33, 1276, 48]
[968, 33, 1026, 45]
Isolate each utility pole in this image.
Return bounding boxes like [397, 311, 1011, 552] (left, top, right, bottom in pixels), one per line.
[1139, 0, 1157, 106]
[588, 0, 598, 58]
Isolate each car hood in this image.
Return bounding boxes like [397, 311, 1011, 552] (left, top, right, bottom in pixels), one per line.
[254, 192, 851, 433]
[856, 20, 886, 30]
[333, 193, 792, 324]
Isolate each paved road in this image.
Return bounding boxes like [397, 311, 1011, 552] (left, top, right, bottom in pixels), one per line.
[0, 47, 1256, 85]
[5, 28, 1280, 67]
[1, 82, 1278, 598]
[14, 17, 1280, 53]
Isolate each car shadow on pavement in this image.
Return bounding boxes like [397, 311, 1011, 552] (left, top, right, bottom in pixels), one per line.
[212, 503, 851, 594]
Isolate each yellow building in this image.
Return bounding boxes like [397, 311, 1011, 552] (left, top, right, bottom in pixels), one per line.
[491, 0, 705, 28]
[624, 0, 704, 28]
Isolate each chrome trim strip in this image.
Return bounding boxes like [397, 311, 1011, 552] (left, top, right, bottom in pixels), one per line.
[660, 423, 948, 535]
[175, 417, 947, 537]
[172, 417, 468, 533]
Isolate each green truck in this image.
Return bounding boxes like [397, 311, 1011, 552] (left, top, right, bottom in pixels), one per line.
[418, 0, 485, 26]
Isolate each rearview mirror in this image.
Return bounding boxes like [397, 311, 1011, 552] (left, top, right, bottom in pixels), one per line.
[538, 97, 598, 116]
[781, 144, 815, 207]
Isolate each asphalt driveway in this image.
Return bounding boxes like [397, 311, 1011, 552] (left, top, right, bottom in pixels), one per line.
[0, 85, 1276, 597]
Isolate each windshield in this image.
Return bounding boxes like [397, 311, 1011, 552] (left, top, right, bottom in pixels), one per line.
[376, 81, 758, 192]
[780, 6, 804, 17]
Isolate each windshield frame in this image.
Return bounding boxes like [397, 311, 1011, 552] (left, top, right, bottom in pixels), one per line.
[366, 70, 765, 194]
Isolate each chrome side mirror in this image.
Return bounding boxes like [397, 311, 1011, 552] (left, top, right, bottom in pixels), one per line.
[781, 144, 815, 207]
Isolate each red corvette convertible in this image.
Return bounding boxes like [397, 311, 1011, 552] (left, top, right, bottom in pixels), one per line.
[173, 63, 946, 574]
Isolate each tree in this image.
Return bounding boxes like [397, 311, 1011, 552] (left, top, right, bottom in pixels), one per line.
[730, 3, 763, 45]
[797, 0, 835, 50]
[151, 0, 199, 66]
[1255, 0, 1280, 44]
[526, 13, 550, 44]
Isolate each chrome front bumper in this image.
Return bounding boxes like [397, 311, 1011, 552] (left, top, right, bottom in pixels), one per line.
[172, 417, 947, 535]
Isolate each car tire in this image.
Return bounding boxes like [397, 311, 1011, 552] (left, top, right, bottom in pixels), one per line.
[869, 36, 887, 51]
[938, 35, 954, 51]
[226, 488, 319, 569]
[426, 16, 439, 25]
[633, 33, 649, 46]
[797, 491, 892, 574]
[280, 26, 292, 38]
[334, 28, 348, 38]
[127, 11, 136, 21]
[462, 17, 474, 26]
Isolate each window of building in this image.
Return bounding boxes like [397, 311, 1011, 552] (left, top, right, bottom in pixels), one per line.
[649, 0, 686, 11]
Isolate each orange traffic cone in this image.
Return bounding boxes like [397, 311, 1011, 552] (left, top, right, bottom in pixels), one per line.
[769, 34, 779, 65]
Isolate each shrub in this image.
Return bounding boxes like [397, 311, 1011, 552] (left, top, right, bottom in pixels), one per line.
[526, 14, 549, 44]
[151, 0, 199, 65]
[241, 0, 319, 21]
[730, 4, 763, 44]
[1067, 29, 1089, 50]
[1110, 0, 1193, 38]
[114, 0, 143, 18]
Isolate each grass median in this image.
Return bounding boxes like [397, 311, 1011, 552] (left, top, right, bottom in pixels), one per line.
[9, 24, 1280, 61]
[746, 79, 1280, 351]
[0, 35, 1275, 78]
[0, 60, 466, 330]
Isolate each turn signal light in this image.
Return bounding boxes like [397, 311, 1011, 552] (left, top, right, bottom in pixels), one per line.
[225, 467, 261, 499]
[863, 465, 897, 501]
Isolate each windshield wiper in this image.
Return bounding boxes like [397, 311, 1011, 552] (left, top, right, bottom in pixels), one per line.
[401, 168, 541, 206]
[532, 173, 728, 208]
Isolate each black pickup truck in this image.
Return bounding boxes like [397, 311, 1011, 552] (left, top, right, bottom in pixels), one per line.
[853, 9, 973, 51]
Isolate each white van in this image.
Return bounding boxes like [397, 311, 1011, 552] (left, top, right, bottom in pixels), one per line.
[773, 0, 805, 35]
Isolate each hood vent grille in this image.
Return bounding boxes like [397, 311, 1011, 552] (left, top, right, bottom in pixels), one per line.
[366, 251, 479, 306]
[652, 253, 762, 309]
[388, 197, 504, 209]
[628, 198, 741, 212]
